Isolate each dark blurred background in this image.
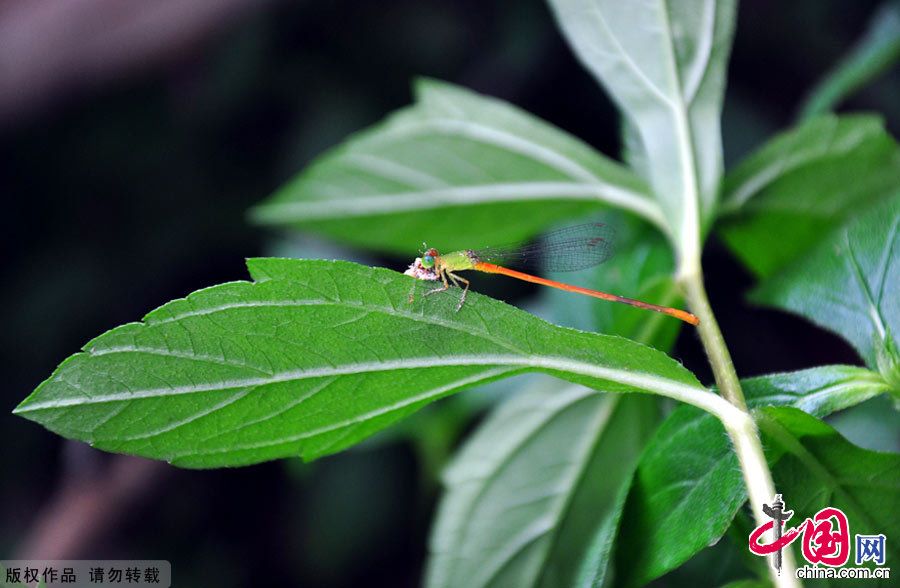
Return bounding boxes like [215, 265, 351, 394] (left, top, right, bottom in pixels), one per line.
[1, 1, 898, 586]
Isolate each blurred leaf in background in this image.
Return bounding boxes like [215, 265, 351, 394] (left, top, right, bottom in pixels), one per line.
[798, 1, 900, 120]
[251, 79, 656, 255]
[752, 194, 900, 385]
[718, 115, 900, 277]
[427, 381, 659, 588]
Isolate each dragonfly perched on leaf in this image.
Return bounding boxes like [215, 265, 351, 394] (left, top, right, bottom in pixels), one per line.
[404, 223, 699, 325]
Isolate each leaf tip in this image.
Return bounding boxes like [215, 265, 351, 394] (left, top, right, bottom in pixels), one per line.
[411, 76, 446, 99]
[245, 203, 278, 226]
[12, 398, 36, 417]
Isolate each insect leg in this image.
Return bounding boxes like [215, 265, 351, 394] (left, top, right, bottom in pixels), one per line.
[447, 272, 470, 311]
[424, 269, 450, 297]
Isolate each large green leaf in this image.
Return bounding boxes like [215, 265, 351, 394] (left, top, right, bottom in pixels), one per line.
[426, 382, 659, 588]
[758, 406, 899, 587]
[798, 2, 900, 121]
[14, 258, 708, 469]
[547, 0, 737, 261]
[752, 194, 900, 384]
[250, 79, 658, 255]
[718, 115, 900, 277]
[613, 365, 892, 587]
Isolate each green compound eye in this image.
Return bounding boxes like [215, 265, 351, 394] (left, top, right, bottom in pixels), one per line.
[422, 254, 435, 268]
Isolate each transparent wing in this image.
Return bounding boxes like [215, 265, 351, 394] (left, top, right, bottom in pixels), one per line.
[473, 222, 616, 272]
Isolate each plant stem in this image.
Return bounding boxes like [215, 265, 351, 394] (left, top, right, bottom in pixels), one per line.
[680, 270, 747, 409]
[680, 269, 801, 588]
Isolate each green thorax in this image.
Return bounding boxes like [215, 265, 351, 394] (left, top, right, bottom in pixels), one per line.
[439, 249, 478, 272]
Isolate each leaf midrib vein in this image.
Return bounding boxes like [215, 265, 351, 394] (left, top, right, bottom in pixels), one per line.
[255, 181, 661, 226]
[844, 229, 888, 341]
[20, 355, 706, 412]
[443, 390, 601, 586]
[534, 395, 619, 587]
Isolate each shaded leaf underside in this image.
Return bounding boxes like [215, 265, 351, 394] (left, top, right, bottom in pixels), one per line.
[752, 194, 900, 375]
[251, 79, 659, 255]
